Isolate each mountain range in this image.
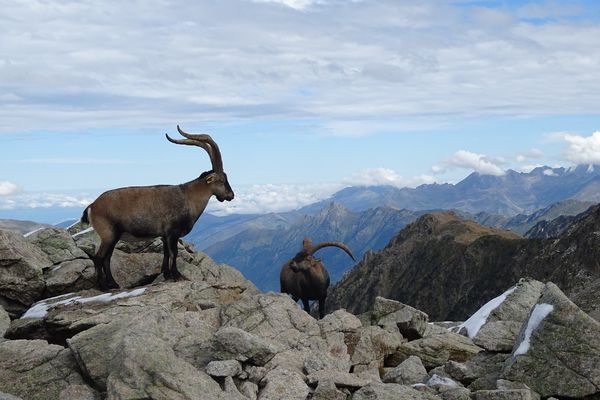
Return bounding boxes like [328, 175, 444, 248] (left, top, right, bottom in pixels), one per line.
[327, 205, 600, 322]
[196, 198, 594, 292]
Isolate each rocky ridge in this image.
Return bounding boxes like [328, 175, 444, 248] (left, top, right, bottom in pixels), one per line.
[328, 206, 600, 321]
[1, 226, 599, 399]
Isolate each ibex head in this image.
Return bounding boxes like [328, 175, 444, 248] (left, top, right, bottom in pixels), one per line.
[166, 125, 234, 202]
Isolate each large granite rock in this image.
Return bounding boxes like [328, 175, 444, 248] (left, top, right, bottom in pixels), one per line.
[502, 282, 600, 398]
[459, 279, 545, 352]
[0, 339, 97, 400]
[353, 383, 438, 400]
[388, 330, 482, 369]
[372, 296, 429, 340]
[0, 305, 9, 339]
[7, 280, 250, 342]
[382, 355, 428, 385]
[0, 230, 51, 315]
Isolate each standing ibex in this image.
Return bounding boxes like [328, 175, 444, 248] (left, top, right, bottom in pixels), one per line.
[280, 237, 355, 318]
[81, 126, 234, 290]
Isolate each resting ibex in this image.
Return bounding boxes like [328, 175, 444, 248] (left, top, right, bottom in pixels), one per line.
[81, 126, 234, 290]
[280, 237, 355, 318]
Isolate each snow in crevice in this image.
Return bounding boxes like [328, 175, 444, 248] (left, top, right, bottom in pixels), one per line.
[455, 286, 516, 338]
[23, 227, 46, 238]
[513, 303, 554, 356]
[21, 288, 147, 319]
[72, 227, 94, 238]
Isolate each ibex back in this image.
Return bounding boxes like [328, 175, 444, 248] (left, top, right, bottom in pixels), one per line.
[81, 126, 234, 290]
[280, 237, 355, 318]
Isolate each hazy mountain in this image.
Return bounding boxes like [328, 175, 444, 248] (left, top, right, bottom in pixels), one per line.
[185, 211, 301, 250]
[467, 199, 595, 235]
[203, 202, 428, 291]
[0, 219, 50, 235]
[305, 165, 600, 215]
[328, 206, 600, 321]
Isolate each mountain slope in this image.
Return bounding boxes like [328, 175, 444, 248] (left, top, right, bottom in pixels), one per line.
[204, 203, 428, 291]
[328, 206, 600, 321]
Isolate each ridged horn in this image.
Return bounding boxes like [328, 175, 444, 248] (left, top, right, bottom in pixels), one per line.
[309, 241, 355, 261]
[177, 125, 223, 172]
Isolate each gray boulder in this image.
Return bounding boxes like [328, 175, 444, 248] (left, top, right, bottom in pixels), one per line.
[105, 332, 226, 400]
[8, 280, 249, 342]
[0, 392, 24, 400]
[25, 227, 88, 264]
[502, 282, 600, 398]
[352, 383, 438, 400]
[461, 279, 545, 352]
[0, 339, 97, 400]
[0, 230, 51, 314]
[313, 379, 347, 400]
[348, 325, 403, 371]
[213, 327, 281, 366]
[387, 331, 482, 369]
[258, 367, 310, 400]
[382, 355, 428, 385]
[205, 359, 242, 377]
[0, 305, 9, 338]
[472, 389, 540, 400]
[307, 369, 370, 389]
[372, 296, 429, 340]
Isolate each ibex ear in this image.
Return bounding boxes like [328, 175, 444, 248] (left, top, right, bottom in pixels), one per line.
[205, 173, 217, 184]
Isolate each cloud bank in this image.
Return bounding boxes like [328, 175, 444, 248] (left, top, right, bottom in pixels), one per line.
[562, 131, 600, 165]
[1, 1, 599, 134]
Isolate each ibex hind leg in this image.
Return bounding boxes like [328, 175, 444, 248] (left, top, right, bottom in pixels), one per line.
[167, 235, 183, 281]
[96, 237, 120, 290]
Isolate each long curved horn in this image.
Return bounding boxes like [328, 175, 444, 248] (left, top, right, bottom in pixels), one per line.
[309, 241, 356, 261]
[177, 125, 224, 172]
[165, 133, 215, 164]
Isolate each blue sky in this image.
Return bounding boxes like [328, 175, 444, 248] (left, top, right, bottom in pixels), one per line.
[1, 0, 600, 219]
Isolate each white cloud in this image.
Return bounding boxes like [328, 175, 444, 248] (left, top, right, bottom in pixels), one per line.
[252, 0, 323, 11]
[449, 150, 505, 176]
[517, 148, 544, 162]
[0, 191, 95, 210]
[0, 1, 599, 134]
[207, 182, 342, 215]
[0, 181, 19, 196]
[343, 167, 435, 188]
[562, 131, 600, 165]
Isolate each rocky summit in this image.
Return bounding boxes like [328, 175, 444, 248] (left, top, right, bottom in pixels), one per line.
[1, 225, 600, 399]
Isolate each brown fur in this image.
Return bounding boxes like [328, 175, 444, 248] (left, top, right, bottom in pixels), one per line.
[280, 237, 354, 319]
[82, 129, 233, 290]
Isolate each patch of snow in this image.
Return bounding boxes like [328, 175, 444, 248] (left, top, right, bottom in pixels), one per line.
[65, 219, 80, 229]
[543, 168, 557, 176]
[23, 227, 45, 238]
[514, 303, 554, 356]
[72, 227, 94, 238]
[455, 286, 516, 338]
[21, 288, 147, 319]
[587, 164, 595, 173]
[427, 374, 459, 388]
[51, 264, 62, 272]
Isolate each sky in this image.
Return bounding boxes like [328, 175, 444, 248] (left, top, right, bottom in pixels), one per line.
[1, 0, 600, 220]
